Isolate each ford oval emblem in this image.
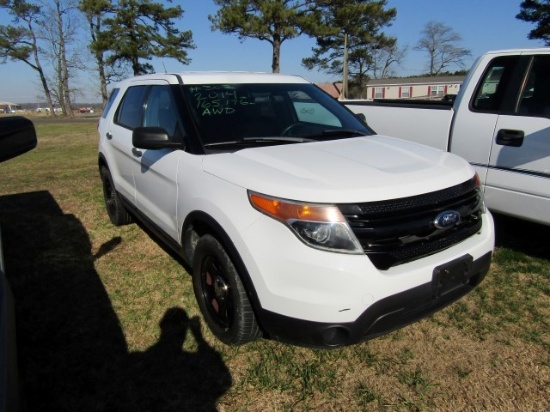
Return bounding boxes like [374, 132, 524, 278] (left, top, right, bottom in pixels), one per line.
[434, 210, 461, 229]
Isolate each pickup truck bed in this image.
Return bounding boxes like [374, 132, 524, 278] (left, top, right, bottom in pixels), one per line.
[346, 99, 453, 151]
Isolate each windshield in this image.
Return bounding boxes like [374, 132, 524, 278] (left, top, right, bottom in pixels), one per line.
[181, 83, 373, 149]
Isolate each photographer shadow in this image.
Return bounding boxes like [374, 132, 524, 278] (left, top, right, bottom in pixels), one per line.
[112, 308, 231, 412]
[0, 191, 231, 411]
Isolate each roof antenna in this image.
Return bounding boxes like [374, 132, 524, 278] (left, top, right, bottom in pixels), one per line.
[162, 62, 167, 74]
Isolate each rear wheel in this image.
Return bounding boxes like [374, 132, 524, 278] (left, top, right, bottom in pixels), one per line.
[100, 166, 132, 226]
[192, 234, 261, 345]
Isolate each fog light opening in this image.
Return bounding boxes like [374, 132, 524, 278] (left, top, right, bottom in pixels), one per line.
[322, 326, 349, 347]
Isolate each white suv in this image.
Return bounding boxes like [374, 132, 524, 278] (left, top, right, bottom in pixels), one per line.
[98, 72, 494, 347]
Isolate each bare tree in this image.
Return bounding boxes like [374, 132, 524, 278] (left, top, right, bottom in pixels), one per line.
[0, 0, 55, 114]
[79, 0, 112, 105]
[370, 43, 407, 79]
[414, 21, 471, 75]
[37, 0, 82, 116]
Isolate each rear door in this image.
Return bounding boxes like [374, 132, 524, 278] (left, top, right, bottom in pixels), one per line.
[102, 84, 150, 204]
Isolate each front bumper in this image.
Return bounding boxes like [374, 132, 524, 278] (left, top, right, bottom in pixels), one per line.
[257, 251, 492, 348]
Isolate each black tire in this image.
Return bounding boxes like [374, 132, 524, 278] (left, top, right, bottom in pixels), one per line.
[100, 166, 133, 226]
[192, 234, 262, 345]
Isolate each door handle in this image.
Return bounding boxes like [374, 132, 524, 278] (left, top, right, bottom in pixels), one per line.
[496, 129, 524, 147]
[132, 147, 143, 158]
[106, 132, 113, 140]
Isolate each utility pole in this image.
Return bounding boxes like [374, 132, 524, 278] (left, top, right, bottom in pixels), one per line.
[342, 33, 349, 100]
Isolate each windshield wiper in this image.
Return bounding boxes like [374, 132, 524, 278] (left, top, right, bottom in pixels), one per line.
[203, 136, 313, 148]
[305, 129, 366, 140]
[203, 140, 243, 148]
[242, 136, 315, 143]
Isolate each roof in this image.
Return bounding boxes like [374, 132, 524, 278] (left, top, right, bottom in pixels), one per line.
[483, 47, 550, 55]
[118, 72, 310, 86]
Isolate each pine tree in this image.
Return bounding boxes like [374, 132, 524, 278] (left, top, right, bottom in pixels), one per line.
[517, 0, 550, 45]
[98, 0, 195, 76]
[210, 0, 320, 73]
[302, 0, 397, 97]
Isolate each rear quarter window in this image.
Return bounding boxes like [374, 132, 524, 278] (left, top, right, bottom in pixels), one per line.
[102, 88, 120, 119]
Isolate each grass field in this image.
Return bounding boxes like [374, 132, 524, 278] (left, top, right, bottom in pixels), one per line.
[0, 120, 548, 411]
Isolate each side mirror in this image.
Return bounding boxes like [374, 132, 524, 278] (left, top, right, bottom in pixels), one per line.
[0, 116, 37, 163]
[355, 113, 367, 123]
[132, 127, 181, 150]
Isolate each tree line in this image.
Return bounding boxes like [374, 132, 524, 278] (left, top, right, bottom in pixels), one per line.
[1, 0, 546, 113]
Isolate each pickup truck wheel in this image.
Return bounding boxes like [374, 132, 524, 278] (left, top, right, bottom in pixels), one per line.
[100, 166, 132, 226]
[193, 234, 261, 345]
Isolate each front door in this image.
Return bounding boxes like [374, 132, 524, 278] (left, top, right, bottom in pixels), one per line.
[486, 55, 550, 224]
[133, 85, 184, 241]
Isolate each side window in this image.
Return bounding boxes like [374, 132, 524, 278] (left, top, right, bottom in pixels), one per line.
[143, 86, 182, 138]
[518, 56, 550, 118]
[471, 56, 520, 113]
[102, 88, 120, 119]
[115, 86, 149, 129]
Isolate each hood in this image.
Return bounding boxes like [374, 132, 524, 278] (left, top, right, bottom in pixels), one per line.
[201, 135, 474, 203]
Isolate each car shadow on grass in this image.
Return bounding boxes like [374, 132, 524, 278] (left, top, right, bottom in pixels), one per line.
[0, 191, 231, 412]
[492, 212, 550, 260]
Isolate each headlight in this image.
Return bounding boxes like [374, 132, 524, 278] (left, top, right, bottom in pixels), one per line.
[248, 191, 363, 254]
[473, 172, 487, 213]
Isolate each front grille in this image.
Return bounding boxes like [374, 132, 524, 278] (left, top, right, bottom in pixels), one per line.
[338, 178, 483, 270]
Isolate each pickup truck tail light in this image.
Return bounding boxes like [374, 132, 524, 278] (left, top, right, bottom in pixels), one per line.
[249, 192, 363, 254]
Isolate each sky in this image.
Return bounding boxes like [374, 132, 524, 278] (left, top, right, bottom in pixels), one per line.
[0, 0, 543, 104]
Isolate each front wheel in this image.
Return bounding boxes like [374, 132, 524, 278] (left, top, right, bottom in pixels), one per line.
[192, 234, 262, 345]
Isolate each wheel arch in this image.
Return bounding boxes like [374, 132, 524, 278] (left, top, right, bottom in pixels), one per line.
[181, 211, 264, 327]
[98, 153, 108, 170]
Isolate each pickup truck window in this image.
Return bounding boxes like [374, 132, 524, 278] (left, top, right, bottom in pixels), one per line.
[182, 83, 371, 148]
[472, 56, 520, 113]
[518, 55, 550, 118]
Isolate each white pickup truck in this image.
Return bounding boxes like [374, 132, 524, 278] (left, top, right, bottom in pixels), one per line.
[346, 48, 550, 226]
[98, 72, 494, 347]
